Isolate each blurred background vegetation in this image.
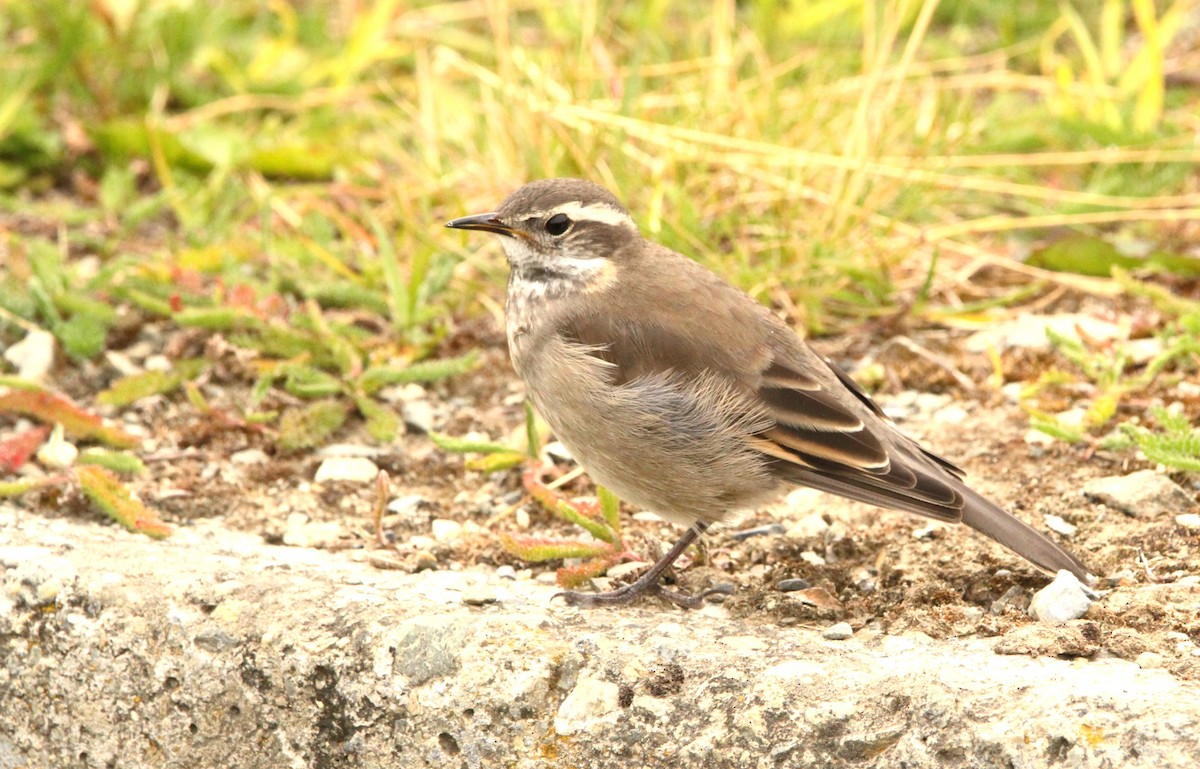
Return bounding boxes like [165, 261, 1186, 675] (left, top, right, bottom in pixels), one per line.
[1, 0, 1198, 488]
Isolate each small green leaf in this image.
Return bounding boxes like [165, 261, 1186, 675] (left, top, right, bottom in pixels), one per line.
[498, 534, 611, 563]
[282, 366, 344, 398]
[97, 360, 207, 406]
[429, 432, 514, 455]
[354, 395, 402, 442]
[78, 449, 147, 475]
[174, 307, 261, 330]
[358, 351, 479, 394]
[553, 499, 616, 544]
[76, 465, 172, 538]
[278, 400, 348, 451]
[524, 401, 540, 458]
[597, 486, 622, 531]
[465, 451, 527, 472]
[56, 313, 109, 358]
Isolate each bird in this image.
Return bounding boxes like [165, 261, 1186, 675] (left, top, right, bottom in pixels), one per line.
[446, 178, 1092, 608]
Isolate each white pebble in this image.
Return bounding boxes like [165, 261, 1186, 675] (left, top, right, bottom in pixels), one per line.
[230, 448, 269, 465]
[1043, 514, 1077, 538]
[1028, 570, 1094, 624]
[431, 518, 463, 542]
[785, 514, 829, 540]
[313, 457, 379, 483]
[4, 330, 56, 381]
[1175, 513, 1200, 530]
[822, 622, 853, 640]
[799, 551, 825, 566]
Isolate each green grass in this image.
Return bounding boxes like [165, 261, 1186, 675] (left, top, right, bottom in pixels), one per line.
[1, 0, 1198, 467]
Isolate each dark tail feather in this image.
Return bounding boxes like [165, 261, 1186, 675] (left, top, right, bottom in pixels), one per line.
[959, 486, 1093, 584]
[773, 463, 1093, 583]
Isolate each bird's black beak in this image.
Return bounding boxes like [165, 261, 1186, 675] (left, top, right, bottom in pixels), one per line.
[445, 212, 515, 237]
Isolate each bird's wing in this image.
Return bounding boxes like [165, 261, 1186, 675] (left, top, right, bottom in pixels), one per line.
[752, 355, 966, 522]
[561, 259, 968, 522]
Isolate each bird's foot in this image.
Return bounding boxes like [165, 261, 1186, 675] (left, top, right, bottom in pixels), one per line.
[553, 580, 733, 610]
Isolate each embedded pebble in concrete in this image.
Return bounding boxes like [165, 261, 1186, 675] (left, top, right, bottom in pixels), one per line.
[554, 676, 622, 736]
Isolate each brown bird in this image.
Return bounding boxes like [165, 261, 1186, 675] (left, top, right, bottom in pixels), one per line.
[447, 178, 1091, 608]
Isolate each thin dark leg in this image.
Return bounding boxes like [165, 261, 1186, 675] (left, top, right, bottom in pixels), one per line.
[553, 522, 728, 609]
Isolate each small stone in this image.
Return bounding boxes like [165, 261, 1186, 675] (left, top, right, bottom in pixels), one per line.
[799, 551, 825, 566]
[791, 586, 843, 611]
[785, 514, 829, 540]
[990, 585, 1028, 615]
[414, 550, 437, 571]
[852, 568, 876, 594]
[495, 565, 516, 580]
[1043, 515, 1077, 538]
[543, 441, 574, 463]
[388, 494, 437, 522]
[1055, 408, 1090, 431]
[555, 676, 621, 736]
[401, 400, 436, 434]
[462, 587, 497, 606]
[822, 622, 853, 640]
[777, 578, 812, 592]
[395, 383, 428, 401]
[932, 404, 968, 425]
[912, 524, 941, 540]
[230, 448, 269, 465]
[515, 507, 531, 529]
[104, 350, 140, 376]
[314, 457, 379, 483]
[1083, 470, 1194, 518]
[4, 330, 56, 381]
[1176, 513, 1200, 530]
[1028, 570, 1094, 624]
[143, 355, 172, 372]
[730, 523, 785, 541]
[1135, 652, 1166, 669]
[1024, 429, 1055, 448]
[430, 518, 463, 542]
[784, 487, 827, 514]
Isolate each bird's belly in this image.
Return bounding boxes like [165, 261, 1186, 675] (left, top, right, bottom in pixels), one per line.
[515, 336, 781, 525]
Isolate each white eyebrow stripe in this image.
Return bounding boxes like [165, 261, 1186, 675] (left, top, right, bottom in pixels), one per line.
[524, 202, 634, 228]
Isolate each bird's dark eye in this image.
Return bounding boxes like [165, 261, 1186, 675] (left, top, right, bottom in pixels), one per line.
[544, 213, 571, 236]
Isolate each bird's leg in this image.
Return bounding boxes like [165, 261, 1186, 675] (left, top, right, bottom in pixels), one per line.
[553, 522, 728, 609]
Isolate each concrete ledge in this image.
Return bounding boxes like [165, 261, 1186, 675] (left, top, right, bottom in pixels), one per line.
[2, 505, 1197, 768]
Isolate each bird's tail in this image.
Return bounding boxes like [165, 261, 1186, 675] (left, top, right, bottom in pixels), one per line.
[774, 462, 1093, 583]
[959, 485, 1093, 584]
